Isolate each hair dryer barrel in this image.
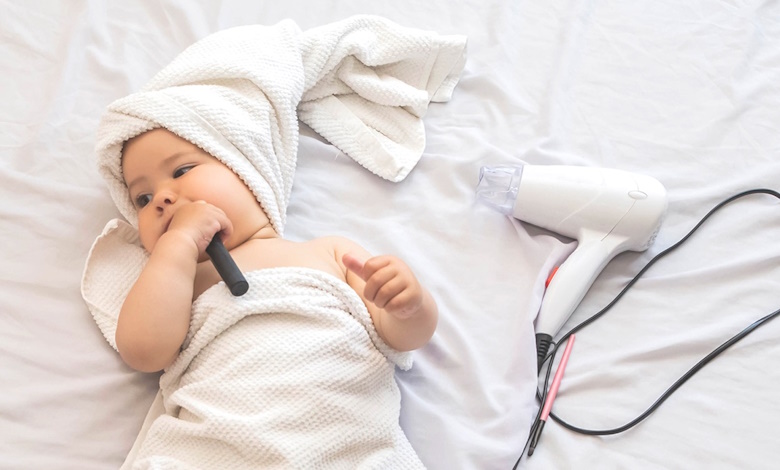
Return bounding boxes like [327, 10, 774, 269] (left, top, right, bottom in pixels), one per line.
[477, 163, 667, 370]
[477, 164, 666, 247]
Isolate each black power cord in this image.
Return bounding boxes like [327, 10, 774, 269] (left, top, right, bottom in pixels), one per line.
[512, 188, 780, 469]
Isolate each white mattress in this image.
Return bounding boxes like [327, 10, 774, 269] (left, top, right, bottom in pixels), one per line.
[2, 1, 780, 469]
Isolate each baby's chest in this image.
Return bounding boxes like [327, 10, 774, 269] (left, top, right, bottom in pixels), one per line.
[193, 241, 345, 299]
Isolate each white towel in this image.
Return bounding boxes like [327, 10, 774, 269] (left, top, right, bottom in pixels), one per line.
[138, 267, 420, 468]
[95, 14, 467, 234]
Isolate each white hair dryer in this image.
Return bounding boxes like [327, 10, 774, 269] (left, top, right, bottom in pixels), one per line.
[476, 164, 667, 371]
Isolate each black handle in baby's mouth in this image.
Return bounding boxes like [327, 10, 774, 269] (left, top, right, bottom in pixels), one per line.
[205, 237, 249, 296]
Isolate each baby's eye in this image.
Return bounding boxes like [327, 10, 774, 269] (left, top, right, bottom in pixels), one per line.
[173, 165, 194, 178]
[135, 194, 152, 208]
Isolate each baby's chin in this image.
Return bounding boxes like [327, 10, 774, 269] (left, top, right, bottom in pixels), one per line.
[139, 238, 154, 255]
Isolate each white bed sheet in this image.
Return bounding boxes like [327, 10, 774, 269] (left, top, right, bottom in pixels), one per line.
[2, 1, 779, 469]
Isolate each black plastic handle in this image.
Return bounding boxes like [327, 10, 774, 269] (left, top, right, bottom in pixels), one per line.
[205, 237, 248, 296]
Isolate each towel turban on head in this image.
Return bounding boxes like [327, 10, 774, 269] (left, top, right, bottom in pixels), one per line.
[94, 15, 466, 236]
[95, 21, 303, 235]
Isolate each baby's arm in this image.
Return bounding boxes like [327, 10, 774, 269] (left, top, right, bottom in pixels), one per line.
[335, 238, 438, 352]
[115, 202, 230, 372]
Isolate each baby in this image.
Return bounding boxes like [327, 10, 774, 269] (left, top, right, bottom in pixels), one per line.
[117, 127, 438, 373]
[80, 15, 466, 469]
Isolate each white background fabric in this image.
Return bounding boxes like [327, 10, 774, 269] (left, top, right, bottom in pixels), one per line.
[2, 1, 779, 469]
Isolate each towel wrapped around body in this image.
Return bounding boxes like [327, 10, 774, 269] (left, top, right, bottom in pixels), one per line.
[129, 266, 420, 469]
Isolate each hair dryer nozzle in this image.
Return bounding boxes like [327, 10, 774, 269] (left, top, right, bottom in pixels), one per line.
[475, 165, 524, 215]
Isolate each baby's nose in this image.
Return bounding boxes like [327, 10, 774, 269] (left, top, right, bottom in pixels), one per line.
[154, 191, 177, 212]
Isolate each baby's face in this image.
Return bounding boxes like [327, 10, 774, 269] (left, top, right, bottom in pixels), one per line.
[121, 128, 269, 253]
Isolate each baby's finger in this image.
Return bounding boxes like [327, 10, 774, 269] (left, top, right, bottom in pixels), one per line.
[385, 290, 422, 318]
[372, 276, 406, 309]
[192, 201, 232, 241]
[362, 265, 398, 302]
[342, 253, 369, 281]
[360, 256, 392, 280]
[214, 209, 233, 242]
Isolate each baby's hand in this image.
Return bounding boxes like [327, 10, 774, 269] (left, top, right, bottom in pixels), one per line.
[343, 253, 424, 319]
[166, 201, 233, 256]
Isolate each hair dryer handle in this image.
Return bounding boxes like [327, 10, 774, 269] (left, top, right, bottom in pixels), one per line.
[535, 235, 624, 339]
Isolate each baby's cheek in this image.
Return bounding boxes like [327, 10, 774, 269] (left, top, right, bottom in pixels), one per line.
[136, 219, 157, 253]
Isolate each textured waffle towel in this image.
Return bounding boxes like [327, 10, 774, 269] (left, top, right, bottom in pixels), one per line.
[140, 267, 420, 468]
[95, 15, 466, 234]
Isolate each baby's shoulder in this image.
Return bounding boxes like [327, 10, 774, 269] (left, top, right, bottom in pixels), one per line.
[305, 236, 367, 271]
[284, 236, 356, 281]
[309, 235, 359, 251]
